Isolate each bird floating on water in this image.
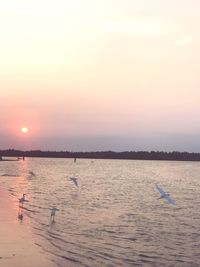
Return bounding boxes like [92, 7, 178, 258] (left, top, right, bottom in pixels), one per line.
[70, 177, 78, 187]
[156, 184, 176, 205]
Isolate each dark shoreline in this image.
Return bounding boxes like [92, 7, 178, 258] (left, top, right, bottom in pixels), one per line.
[1, 149, 200, 162]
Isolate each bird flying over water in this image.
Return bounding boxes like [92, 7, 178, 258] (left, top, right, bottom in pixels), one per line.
[70, 177, 78, 187]
[156, 184, 176, 205]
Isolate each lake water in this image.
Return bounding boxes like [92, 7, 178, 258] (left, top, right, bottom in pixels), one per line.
[1, 158, 200, 267]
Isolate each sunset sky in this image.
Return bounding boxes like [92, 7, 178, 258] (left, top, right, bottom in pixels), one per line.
[0, 0, 200, 152]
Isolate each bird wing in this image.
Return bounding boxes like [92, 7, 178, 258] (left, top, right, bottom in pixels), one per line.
[156, 184, 176, 205]
[163, 194, 176, 205]
[156, 184, 166, 196]
[70, 177, 78, 186]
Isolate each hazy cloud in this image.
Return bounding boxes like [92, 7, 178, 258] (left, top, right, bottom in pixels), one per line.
[99, 18, 177, 35]
[174, 34, 193, 46]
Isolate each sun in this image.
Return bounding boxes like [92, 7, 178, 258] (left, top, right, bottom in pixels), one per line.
[21, 127, 29, 133]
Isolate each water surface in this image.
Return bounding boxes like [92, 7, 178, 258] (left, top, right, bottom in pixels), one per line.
[0, 158, 200, 266]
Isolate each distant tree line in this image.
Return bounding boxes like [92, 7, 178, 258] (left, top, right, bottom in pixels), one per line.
[1, 149, 200, 161]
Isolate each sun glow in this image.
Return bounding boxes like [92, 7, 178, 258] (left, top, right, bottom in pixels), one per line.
[21, 127, 28, 133]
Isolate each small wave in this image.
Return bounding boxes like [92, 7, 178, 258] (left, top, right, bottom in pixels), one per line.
[8, 188, 14, 192]
[29, 171, 36, 176]
[138, 253, 159, 260]
[21, 207, 40, 213]
[1, 174, 19, 177]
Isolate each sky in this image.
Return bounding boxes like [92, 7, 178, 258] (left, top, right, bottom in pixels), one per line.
[0, 0, 200, 152]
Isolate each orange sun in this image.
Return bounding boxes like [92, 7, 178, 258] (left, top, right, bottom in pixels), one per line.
[21, 127, 29, 133]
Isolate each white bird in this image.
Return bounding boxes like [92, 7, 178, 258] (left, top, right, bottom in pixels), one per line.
[70, 177, 78, 187]
[156, 184, 176, 205]
[50, 207, 59, 222]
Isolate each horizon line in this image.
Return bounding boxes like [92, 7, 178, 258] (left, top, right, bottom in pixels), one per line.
[1, 149, 200, 154]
